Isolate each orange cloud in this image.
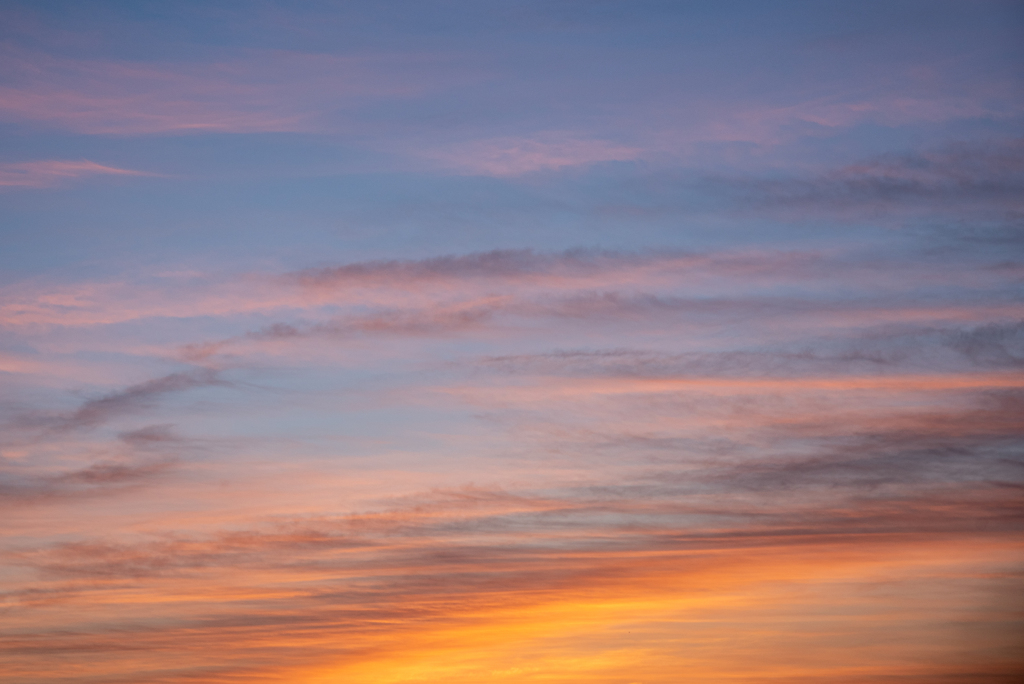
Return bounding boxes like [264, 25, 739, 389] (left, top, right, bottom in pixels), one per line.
[4, 493, 1020, 683]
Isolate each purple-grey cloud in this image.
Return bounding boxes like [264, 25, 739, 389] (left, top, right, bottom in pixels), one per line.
[39, 368, 226, 432]
[0, 424, 185, 502]
[478, 320, 1024, 377]
[709, 139, 1024, 223]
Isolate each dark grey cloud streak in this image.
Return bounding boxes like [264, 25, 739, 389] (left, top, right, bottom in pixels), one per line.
[711, 139, 1024, 217]
[1, 370, 224, 502]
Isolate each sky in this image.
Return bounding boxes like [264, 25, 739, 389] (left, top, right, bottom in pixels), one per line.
[0, 1, 1022, 682]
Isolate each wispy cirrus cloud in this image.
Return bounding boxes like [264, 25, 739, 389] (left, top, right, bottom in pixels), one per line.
[185, 289, 1022, 367]
[0, 455, 177, 502]
[45, 368, 226, 432]
[719, 139, 1024, 219]
[479, 321, 1024, 378]
[0, 369, 220, 503]
[0, 423, 184, 503]
[0, 249, 832, 330]
[0, 159, 157, 188]
[420, 134, 643, 176]
[5, 246, 1014, 339]
[0, 47, 470, 135]
[706, 93, 1023, 148]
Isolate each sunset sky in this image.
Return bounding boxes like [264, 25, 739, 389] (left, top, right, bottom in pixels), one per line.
[1, 1, 1023, 682]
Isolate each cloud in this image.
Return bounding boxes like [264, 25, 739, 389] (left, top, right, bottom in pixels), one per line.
[118, 424, 182, 447]
[478, 321, 1024, 378]
[290, 248, 657, 287]
[4, 247, 1013, 334]
[0, 249, 1019, 681]
[2, 7, 1023, 682]
[214, 294, 1020, 361]
[0, 47, 465, 135]
[421, 134, 643, 176]
[2, 360, 1021, 681]
[0, 459, 175, 502]
[0, 424, 183, 502]
[3, 368, 223, 448]
[15, 434, 1021, 580]
[1, 249, 682, 330]
[721, 139, 1024, 218]
[0, 159, 157, 188]
[12, 383, 1020, 573]
[713, 94, 1019, 148]
[44, 368, 226, 432]
[4, 419, 1020, 679]
[695, 392, 1024, 497]
[248, 302, 503, 341]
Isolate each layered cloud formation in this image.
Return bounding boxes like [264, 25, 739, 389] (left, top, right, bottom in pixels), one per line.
[2, 237, 1021, 682]
[1, 1, 1022, 682]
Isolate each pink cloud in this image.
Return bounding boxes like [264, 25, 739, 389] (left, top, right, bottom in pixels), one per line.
[699, 90, 1023, 150]
[422, 134, 643, 176]
[1, 249, 1017, 338]
[773, 95, 998, 130]
[638, 66, 1023, 156]
[0, 48, 466, 135]
[0, 160, 156, 188]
